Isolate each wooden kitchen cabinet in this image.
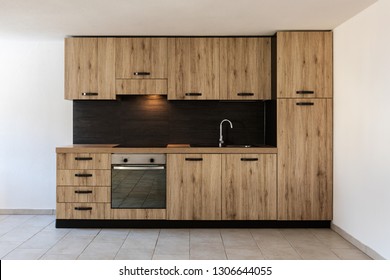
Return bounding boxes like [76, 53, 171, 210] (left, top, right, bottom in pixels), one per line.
[222, 154, 277, 220]
[220, 38, 271, 100]
[168, 38, 220, 100]
[167, 154, 222, 220]
[277, 31, 333, 98]
[115, 38, 167, 79]
[277, 99, 333, 220]
[64, 38, 116, 100]
[56, 153, 111, 220]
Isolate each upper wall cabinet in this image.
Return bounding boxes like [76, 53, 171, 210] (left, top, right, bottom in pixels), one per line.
[115, 38, 168, 79]
[168, 38, 220, 100]
[277, 31, 333, 98]
[65, 38, 116, 100]
[220, 38, 271, 100]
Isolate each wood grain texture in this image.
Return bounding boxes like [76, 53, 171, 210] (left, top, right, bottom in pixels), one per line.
[116, 79, 167, 95]
[57, 170, 111, 186]
[110, 209, 166, 219]
[56, 203, 110, 219]
[167, 154, 222, 220]
[57, 186, 110, 203]
[64, 38, 115, 100]
[222, 154, 277, 220]
[277, 98, 333, 220]
[115, 38, 167, 79]
[57, 153, 111, 170]
[277, 31, 333, 98]
[168, 38, 220, 100]
[220, 38, 271, 100]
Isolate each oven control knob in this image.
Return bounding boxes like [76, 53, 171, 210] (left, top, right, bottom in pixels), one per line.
[150, 158, 155, 163]
[123, 158, 128, 163]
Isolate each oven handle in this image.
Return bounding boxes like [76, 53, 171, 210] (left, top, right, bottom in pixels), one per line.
[113, 165, 165, 170]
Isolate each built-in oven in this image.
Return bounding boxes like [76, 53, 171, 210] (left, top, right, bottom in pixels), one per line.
[111, 154, 166, 209]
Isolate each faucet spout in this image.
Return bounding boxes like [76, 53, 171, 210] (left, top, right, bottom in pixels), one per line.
[219, 119, 233, 147]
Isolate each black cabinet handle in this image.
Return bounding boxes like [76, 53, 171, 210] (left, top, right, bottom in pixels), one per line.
[296, 90, 314, 94]
[75, 190, 93, 194]
[241, 158, 258, 161]
[134, 72, 150, 76]
[296, 102, 314, 106]
[185, 158, 203, 161]
[81, 92, 98, 96]
[75, 157, 93, 161]
[75, 174, 93, 177]
[185, 93, 202, 96]
[74, 207, 93, 211]
[237, 92, 255, 96]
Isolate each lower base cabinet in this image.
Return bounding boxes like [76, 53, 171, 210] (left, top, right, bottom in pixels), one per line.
[222, 154, 277, 220]
[167, 154, 222, 220]
[167, 153, 277, 221]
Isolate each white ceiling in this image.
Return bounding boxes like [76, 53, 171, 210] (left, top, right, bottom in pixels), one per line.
[0, 0, 377, 39]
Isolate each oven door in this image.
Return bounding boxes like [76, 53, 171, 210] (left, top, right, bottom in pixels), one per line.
[111, 164, 166, 209]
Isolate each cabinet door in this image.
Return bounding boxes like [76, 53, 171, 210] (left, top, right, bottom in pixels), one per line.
[65, 38, 115, 100]
[222, 154, 277, 220]
[220, 38, 271, 100]
[168, 38, 220, 100]
[115, 38, 167, 79]
[277, 32, 333, 98]
[167, 154, 221, 220]
[277, 99, 332, 220]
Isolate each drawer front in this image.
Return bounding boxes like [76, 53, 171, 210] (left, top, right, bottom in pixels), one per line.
[56, 203, 110, 219]
[57, 186, 110, 203]
[57, 170, 111, 186]
[57, 153, 111, 170]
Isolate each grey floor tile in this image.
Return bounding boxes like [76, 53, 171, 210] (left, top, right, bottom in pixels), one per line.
[190, 228, 223, 244]
[261, 246, 302, 260]
[152, 254, 189, 260]
[226, 247, 264, 260]
[40, 254, 80, 260]
[295, 245, 340, 260]
[251, 229, 292, 248]
[45, 236, 94, 255]
[115, 249, 154, 260]
[18, 230, 69, 250]
[190, 243, 226, 260]
[332, 248, 372, 260]
[2, 248, 47, 260]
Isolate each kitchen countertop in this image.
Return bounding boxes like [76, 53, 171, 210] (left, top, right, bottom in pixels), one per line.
[56, 144, 277, 154]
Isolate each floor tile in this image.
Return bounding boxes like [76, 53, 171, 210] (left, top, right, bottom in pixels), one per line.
[295, 245, 340, 260]
[40, 254, 80, 260]
[251, 229, 292, 248]
[261, 246, 301, 260]
[190, 243, 226, 260]
[225, 247, 264, 260]
[190, 229, 222, 244]
[45, 236, 94, 255]
[152, 254, 189, 260]
[2, 248, 47, 260]
[332, 248, 372, 260]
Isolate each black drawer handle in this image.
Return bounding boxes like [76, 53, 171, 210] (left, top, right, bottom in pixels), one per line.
[185, 93, 202, 96]
[134, 72, 151, 76]
[241, 158, 258, 161]
[75, 157, 93, 161]
[296, 102, 314, 106]
[75, 190, 93, 194]
[296, 90, 314, 94]
[81, 92, 98, 96]
[75, 174, 93, 177]
[74, 207, 93, 211]
[185, 158, 203, 161]
[237, 92, 255, 96]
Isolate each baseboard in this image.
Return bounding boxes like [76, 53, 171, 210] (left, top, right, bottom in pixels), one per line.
[331, 222, 385, 260]
[0, 209, 56, 215]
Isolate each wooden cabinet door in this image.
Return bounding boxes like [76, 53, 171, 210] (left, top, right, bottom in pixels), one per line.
[222, 154, 277, 220]
[168, 38, 220, 100]
[167, 154, 221, 220]
[220, 38, 271, 100]
[277, 99, 332, 220]
[115, 38, 167, 79]
[65, 38, 115, 100]
[277, 32, 333, 98]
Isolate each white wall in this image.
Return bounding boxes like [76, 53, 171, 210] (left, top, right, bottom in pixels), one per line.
[0, 38, 72, 210]
[334, 0, 390, 259]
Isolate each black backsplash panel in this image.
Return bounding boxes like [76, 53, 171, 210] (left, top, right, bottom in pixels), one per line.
[74, 96, 274, 147]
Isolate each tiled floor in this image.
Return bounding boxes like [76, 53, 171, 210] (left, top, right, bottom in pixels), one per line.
[0, 215, 371, 260]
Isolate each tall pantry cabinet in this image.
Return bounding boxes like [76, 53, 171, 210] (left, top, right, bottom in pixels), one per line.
[276, 31, 333, 220]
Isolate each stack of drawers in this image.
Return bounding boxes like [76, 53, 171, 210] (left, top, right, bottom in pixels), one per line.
[56, 153, 111, 219]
